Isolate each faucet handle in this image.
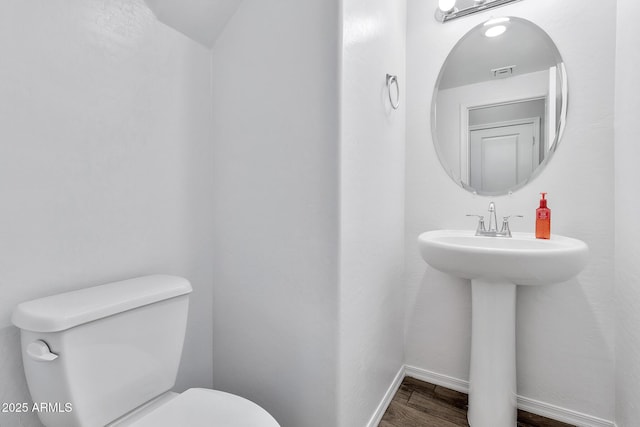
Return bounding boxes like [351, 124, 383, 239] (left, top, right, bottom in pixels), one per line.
[466, 214, 485, 222]
[466, 214, 486, 234]
[500, 215, 523, 236]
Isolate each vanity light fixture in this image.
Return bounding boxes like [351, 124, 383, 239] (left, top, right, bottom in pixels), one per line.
[435, 0, 523, 23]
[439, 0, 457, 13]
[435, 0, 457, 21]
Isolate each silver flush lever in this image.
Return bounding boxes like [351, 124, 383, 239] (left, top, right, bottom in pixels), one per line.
[27, 340, 58, 362]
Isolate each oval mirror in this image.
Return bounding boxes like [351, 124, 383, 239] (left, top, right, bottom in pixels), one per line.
[431, 17, 567, 196]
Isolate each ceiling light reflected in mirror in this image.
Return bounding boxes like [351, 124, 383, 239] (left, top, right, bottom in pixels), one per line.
[485, 25, 507, 37]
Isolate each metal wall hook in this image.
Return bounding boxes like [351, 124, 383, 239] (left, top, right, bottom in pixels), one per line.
[386, 74, 400, 110]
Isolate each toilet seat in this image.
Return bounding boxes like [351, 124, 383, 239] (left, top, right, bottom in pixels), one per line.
[130, 388, 280, 427]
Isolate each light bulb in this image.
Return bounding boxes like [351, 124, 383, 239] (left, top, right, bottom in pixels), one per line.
[438, 0, 456, 13]
[485, 25, 507, 37]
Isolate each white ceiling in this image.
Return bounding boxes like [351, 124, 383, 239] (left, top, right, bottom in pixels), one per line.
[439, 18, 560, 89]
[144, 0, 244, 48]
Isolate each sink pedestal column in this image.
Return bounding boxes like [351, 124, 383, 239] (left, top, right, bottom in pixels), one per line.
[468, 279, 517, 427]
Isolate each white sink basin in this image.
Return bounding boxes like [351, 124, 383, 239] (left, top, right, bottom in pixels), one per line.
[418, 230, 589, 286]
[417, 229, 588, 427]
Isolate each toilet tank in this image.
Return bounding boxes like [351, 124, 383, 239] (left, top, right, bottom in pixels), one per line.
[11, 275, 192, 427]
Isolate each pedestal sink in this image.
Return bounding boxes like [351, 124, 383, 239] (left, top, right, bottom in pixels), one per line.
[418, 230, 588, 427]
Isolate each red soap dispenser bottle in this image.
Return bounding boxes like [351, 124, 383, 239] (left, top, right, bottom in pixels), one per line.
[536, 192, 551, 239]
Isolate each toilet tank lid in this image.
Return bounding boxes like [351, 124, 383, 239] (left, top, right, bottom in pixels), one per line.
[12, 275, 192, 333]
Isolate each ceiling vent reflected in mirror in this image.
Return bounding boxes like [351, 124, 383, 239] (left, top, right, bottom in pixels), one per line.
[435, 0, 523, 23]
[492, 65, 515, 78]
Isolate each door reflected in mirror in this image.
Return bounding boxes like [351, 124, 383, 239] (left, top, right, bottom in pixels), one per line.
[431, 17, 567, 196]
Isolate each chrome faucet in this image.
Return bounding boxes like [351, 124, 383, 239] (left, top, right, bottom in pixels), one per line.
[466, 202, 522, 237]
[487, 201, 498, 234]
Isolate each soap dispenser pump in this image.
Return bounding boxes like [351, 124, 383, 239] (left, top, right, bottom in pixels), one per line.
[536, 192, 551, 239]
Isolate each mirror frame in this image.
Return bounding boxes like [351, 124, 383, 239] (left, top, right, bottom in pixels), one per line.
[430, 17, 568, 196]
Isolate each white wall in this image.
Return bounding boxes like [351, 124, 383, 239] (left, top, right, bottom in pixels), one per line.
[211, 0, 407, 425]
[210, 1, 341, 426]
[614, 0, 640, 425]
[339, 0, 406, 426]
[406, 0, 615, 422]
[0, 1, 214, 426]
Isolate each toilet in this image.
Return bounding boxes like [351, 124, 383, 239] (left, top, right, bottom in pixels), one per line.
[11, 275, 280, 427]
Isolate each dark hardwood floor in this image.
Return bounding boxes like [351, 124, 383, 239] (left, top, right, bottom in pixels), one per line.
[379, 377, 575, 427]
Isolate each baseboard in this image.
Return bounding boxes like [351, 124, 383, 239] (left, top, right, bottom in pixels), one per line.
[517, 395, 614, 427]
[404, 365, 469, 394]
[399, 365, 615, 427]
[366, 365, 405, 427]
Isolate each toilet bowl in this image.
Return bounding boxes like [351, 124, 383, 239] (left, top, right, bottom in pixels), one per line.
[12, 275, 280, 427]
[109, 389, 279, 427]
